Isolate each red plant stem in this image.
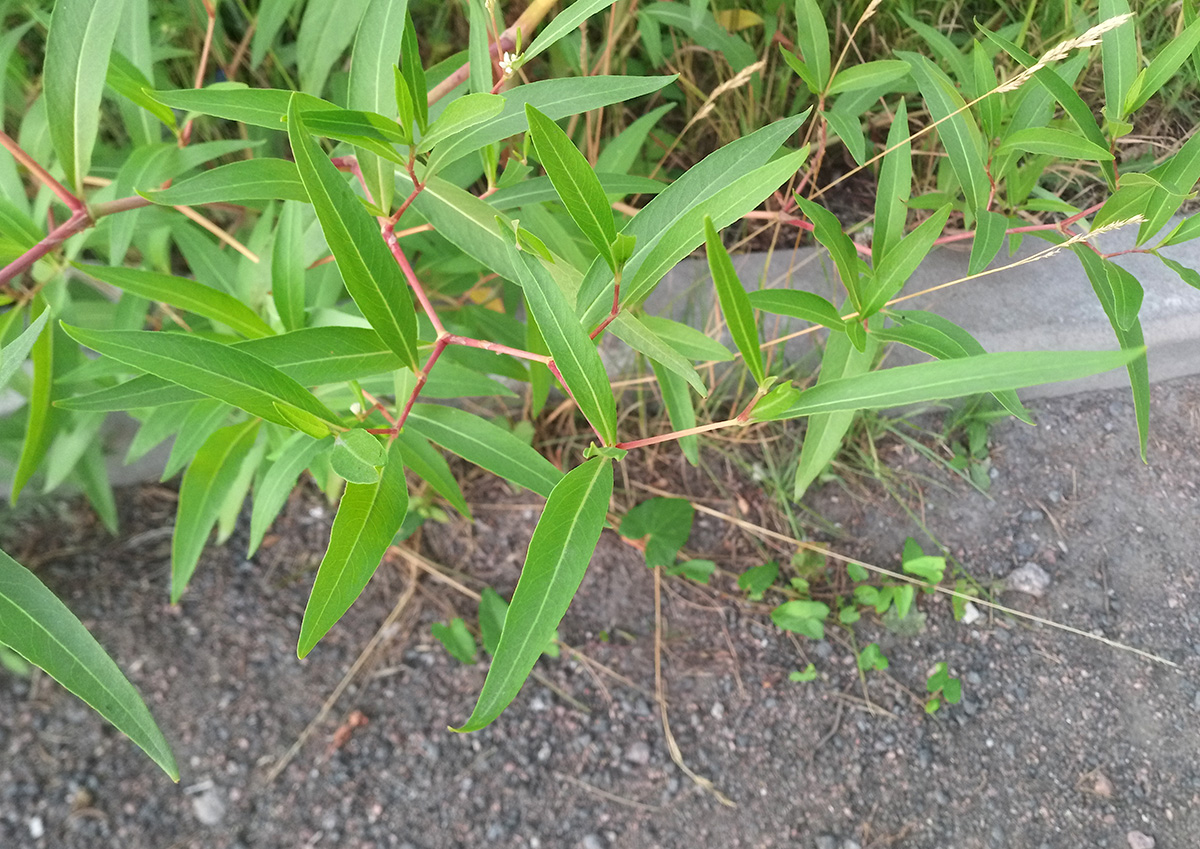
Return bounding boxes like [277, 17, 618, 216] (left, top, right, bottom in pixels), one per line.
[359, 390, 398, 426]
[616, 418, 737, 450]
[181, 0, 218, 147]
[0, 130, 83, 212]
[332, 155, 377, 209]
[444, 333, 551, 364]
[589, 274, 621, 339]
[396, 337, 449, 430]
[0, 209, 90, 285]
[382, 226, 445, 336]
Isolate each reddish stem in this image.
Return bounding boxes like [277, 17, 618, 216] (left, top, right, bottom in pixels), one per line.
[332, 155, 377, 209]
[589, 274, 621, 339]
[382, 226, 445, 336]
[396, 337, 449, 430]
[0, 209, 90, 285]
[444, 333, 551, 364]
[616, 418, 737, 450]
[0, 130, 83, 212]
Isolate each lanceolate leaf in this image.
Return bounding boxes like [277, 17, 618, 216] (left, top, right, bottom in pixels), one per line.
[78, 265, 275, 339]
[997, 128, 1114, 161]
[795, 195, 862, 310]
[793, 331, 875, 500]
[766, 348, 1142, 420]
[863, 203, 953, 315]
[298, 439, 408, 657]
[0, 309, 50, 393]
[288, 97, 419, 370]
[968, 210, 1008, 276]
[650, 360, 700, 465]
[44, 0, 125, 194]
[608, 313, 707, 397]
[524, 0, 621, 62]
[348, 0, 410, 213]
[1124, 15, 1200, 115]
[873, 97, 911, 266]
[1100, 0, 1137, 119]
[12, 303, 56, 505]
[248, 433, 334, 556]
[297, 0, 370, 96]
[526, 104, 618, 271]
[516, 253, 618, 444]
[272, 201, 308, 332]
[172, 419, 261, 601]
[151, 87, 338, 130]
[141, 159, 309, 206]
[705, 217, 764, 385]
[747, 288, 845, 332]
[0, 548, 178, 780]
[60, 325, 343, 431]
[793, 0, 831, 89]
[641, 315, 734, 361]
[407, 403, 563, 497]
[454, 458, 613, 732]
[252, 0, 302, 68]
[395, 429, 471, 519]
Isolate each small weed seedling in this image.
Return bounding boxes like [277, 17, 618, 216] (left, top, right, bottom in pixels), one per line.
[925, 662, 963, 714]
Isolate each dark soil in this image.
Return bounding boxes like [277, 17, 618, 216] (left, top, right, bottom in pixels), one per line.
[2, 376, 1199, 849]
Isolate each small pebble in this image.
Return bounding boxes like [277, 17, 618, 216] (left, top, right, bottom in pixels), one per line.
[28, 817, 44, 839]
[1006, 562, 1051, 597]
[815, 836, 837, 849]
[624, 741, 651, 766]
[1127, 830, 1155, 849]
[581, 834, 605, 849]
[192, 787, 226, 826]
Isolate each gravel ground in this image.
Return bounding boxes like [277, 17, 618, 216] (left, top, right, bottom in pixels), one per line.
[2, 376, 1199, 849]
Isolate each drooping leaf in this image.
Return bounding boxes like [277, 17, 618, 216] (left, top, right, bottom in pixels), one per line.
[0, 548, 178, 779]
[141, 159, 309, 206]
[12, 303, 57, 505]
[609, 313, 707, 396]
[298, 438, 408, 657]
[172, 419, 261, 602]
[454, 458, 612, 732]
[44, 0, 125, 194]
[827, 60, 910, 96]
[287, 97, 419, 370]
[248, 433, 334, 556]
[650, 359, 699, 465]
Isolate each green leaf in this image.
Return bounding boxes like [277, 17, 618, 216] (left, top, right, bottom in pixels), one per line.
[794, 195, 862, 311]
[969, 42, 1000, 139]
[272, 201, 308, 332]
[172, 420, 261, 601]
[827, 60, 910, 96]
[858, 642, 889, 672]
[863, 204, 953, 315]
[141, 159, 309, 206]
[526, 104, 618, 271]
[789, 663, 818, 682]
[1157, 212, 1200, 248]
[252, 0, 302, 68]
[578, 113, 809, 322]
[432, 618, 478, 664]
[161, 400, 232, 481]
[641, 315, 733, 362]
[478, 587, 508, 655]
[1125, 15, 1200, 115]
[44, 0, 125, 194]
[151, 86, 338, 130]
[873, 310, 1031, 422]
[106, 52, 177, 133]
[297, 0, 370, 96]
[59, 325, 342, 431]
[394, 429, 471, 519]
[771, 599, 829, 639]
[1100, 0, 1137, 119]
[287, 97, 419, 370]
[967, 210, 1008, 276]
[419, 92, 506, 153]
[898, 11, 971, 83]
[779, 46, 821, 93]
[525, 0, 621, 62]
[407, 403, 563, 497]
[793, 331, 875, 500]
[705, 217, 764, 384]
[997, 128, 1115, 162]
[642, 3, 757, 70]
[77, 265, 275, 339]
[873, 97, 911, 266]
[1155, 252, 1200, 290]
[349, 0, 410, 213]
[668, 559, 715, 583]
[0, 548, 178, 779]
[454, 458, 613, 732]
[609, 313, 707, 396]
[620, 497, 694, 568]
[429, 75, 676, 172]
[298, 439, 408, 656]
[766, 348, 1143, 420]
[822, 108, 866, 166]
[898, 52, 989, 215]
[401, 13, 428, 133]
[747, 288, 846, 332]
[468, 0, 491, 94]
[1138, 130, 1200, 244]
[12, 303, 57, 505]
[515, 253, 618, 444]
[249, 433, 333, 556]
[489, 174, 666, 210]
[738, 560, 778, 600]
[793, 0, 830, 89]
[0, 309, 50, 393]
[1106, 263, 1144, 331]
[650, 360, 699, 465]
[331, 429, 388, 484]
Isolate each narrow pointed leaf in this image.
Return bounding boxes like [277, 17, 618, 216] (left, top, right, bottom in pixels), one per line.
[525, 0, 621, 61]
[60, 325, 342, 431]
[747, 288, 845, 332]
[12, 305, 56, 504]
[873, 97, 911, 265]
[151, 86, 338, 130]
[997, 128, 1115, 161]
[827, 60, 910, 96]
[0, 309, 50, 392]
[967, 210, 1008, 276]
[172, 419, 261, 601]
[141, 159, 309, 205]
[272, 201, 308, 331]
[45, 0, 124, 193]
[767, 349, 1143, 420]
[407, 403, 563, 497]
[348, 0, 409, 213]
[249, 433, 333, 556]
[0, 549, 178, 779]
[252, 0, 302, 68]
[454, 458, 612, 732]
[863, 204, 952, 315]
[650, 359, 700, 465]
[468, 0, 491, 94]
[526, 104, 618, 271]
[1124, 15, 1200, 115]
[705, 217, 764, 384]
[401, 13, 428, 132]
[793, 0, 830, 88]
[641, 315, 733, 362]
[297, 0, 370, 96]
[1100, 0, 1137, 119]
[298, 439, 408, 657]
[288, 97, 419, 370]
[795, 195, 862, 310]
[395, 429, 471, 519]
[78, 265, 275, 339]
[609, 313, 707, 396]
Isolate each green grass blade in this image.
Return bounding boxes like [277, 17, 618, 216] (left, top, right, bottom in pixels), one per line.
[298, 439, 408, 657]
[526, 103, 618, 271]
[454, 457, 612, 732]
[78, 265, 275, 339]
[705, 217, 764, 385]
[44, 0, 124, 194]
[515, 252, 618, 444]
[407, 403, 564, 497]
[288, 97, 419, 370]
[769, 349, 1142, 420]
[141, 159, 309, 205]
[348, 0, 409, 213]
[0, 548, 178, 779]
[60, 325, 342, 431]
[172, 419, 261, 601]
[793, 331, 875, 500]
